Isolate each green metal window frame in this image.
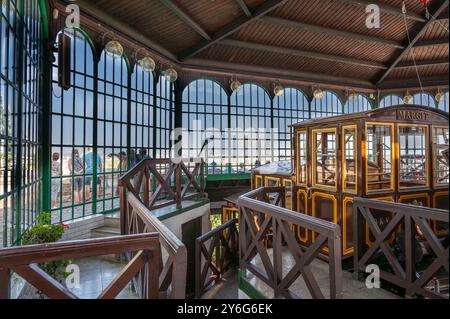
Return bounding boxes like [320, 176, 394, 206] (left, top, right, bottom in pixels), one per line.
[230, 83, 272, 173]
[379, 94, 403, 108]
[130, 64, 155, 166]
[50, 28, 97, 222]
[155, 75, 174, 159]
[182, 79, 228, 174]
[1, 0, 43, 246]
[343, 94, 372, 113]
[273, 87, 309, 161]
[96, 49, 129, 215]
[311, 90, 343, 118]
[437, 92, 449, 112]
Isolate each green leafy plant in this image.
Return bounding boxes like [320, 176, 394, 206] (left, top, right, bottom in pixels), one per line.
[21, 212, 72, 298]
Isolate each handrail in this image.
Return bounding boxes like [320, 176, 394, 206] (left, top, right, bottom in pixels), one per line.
[124, 192, 187, 299]
[0, 234, 161, 299]
[119, 157, 206, 235]
[238, 187, 342, 299]
[353, 197, 449, 299]
[195, 218, 238, 298]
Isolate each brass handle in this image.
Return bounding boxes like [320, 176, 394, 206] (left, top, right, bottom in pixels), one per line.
[306, 187, 312, 200]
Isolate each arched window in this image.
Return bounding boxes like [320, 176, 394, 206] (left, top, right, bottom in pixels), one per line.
[156, 75, 174, 159]
[412, 92, 436, 108]
[273, 88, 309, 161]
[130, 65, 155, 164]
[230, 84, 272, 172]
[379, 95, 403, 108]
[438, 91, 449, 112]
[311, 91, 343, 118]
[51, 29, 95, 220]
[182, 79, 228, 174]
[97, 49, 129, 213]
[344, 94, 372, 113]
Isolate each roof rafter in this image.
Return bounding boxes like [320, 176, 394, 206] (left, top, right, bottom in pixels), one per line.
[178, 0, 289, 60]
[235, 0, 251, 17]
[377, 0, 449, 85]
[414, 38, 449, 47]
[261, 16, 404, 49]
[220, 39, 387, 69]
[340, 0, 426, 22]
[396, 59, 449, 69]
[182, 58, 375, 89]
[158, 0, 211, 40]
[378, 75, 449, 89]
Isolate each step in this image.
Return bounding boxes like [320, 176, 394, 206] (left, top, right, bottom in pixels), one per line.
[91, 226, 120, 238]
[104, 216, 120, 228]
[90, 226, 122, 262]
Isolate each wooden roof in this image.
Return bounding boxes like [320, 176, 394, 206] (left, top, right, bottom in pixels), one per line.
[55, 0, 449, 90]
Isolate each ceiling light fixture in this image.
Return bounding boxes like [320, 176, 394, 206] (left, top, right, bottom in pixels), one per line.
[230, 76, 242, 92]
[162, 66, 178, 82]
[133, 48, 155, 73]
[403, 91, 413, 104]
[102, 31, 123, 59]
[313, 86, 324, 100]
[435, 89, 445, 103]
[273, 81, 284, 97]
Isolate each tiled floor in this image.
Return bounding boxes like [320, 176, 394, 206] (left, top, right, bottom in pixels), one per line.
[68, 256, 137, 299]
[244, 247, 401, 299]
[201, 269, 238, 299]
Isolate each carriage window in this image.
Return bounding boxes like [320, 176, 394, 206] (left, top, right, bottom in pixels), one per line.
[343, 127, 357, 193]
[399, 125, 428, 188]
[366, 124, 393, 192]
[313, 129, 336, 188]
[297, 130, 307, 184]
[433, 127, 449, 186]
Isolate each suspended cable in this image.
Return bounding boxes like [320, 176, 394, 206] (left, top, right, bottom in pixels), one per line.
[402, 1, 424, 93]
[424, 5, 449, 33]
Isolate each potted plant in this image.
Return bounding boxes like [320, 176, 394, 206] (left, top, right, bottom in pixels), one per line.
[21, 212, 71, 298]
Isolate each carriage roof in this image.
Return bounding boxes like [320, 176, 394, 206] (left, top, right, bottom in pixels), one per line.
[290, 105, 449, 129]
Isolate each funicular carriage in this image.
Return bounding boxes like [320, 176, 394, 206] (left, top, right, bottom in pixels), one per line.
[250, 105, 449, 266]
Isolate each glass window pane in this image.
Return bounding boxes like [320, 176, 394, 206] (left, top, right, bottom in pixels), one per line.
[366, 124, 393, 192]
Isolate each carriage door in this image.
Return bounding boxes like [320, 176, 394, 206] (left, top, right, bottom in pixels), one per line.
[294, 130, 309, 243]
[310, 128, 338, 244]
[364, 123, 396, 246]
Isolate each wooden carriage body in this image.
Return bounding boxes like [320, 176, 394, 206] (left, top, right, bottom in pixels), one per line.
[252, 105, 449, 257]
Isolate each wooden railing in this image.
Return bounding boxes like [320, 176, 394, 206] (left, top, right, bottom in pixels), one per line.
[238, 187, 342, 299]
[195, 218, 239, 298]
[119, 158, 206, 235]
[124, 192, 187, 299]
[353, 198, 449, 299]
[0, 234, 160, 299]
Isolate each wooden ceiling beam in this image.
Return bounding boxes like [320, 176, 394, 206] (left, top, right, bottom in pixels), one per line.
[220, 39, 387, 69]
[65, 0, 178, 61]
[378, 75, 449, 89]
[178, 0, 289, 60]
[396, 59, 449, 69]
[414, 38, 449, 47]
[377, 0, 449, 85]
[182, 58, 375, 89]
[262, 16, 404, 49]
[340, 0, 426, 22]
[158, 0, 210, 40]
[235, 0, 251, 17]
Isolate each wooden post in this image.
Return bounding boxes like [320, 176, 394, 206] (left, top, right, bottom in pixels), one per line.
[0, 267, 10, 299]
[200, 160, 205, 197]
[175, 163, 182, 209]
[119, 184, 127, 235]
[195, 238, 201, 298]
